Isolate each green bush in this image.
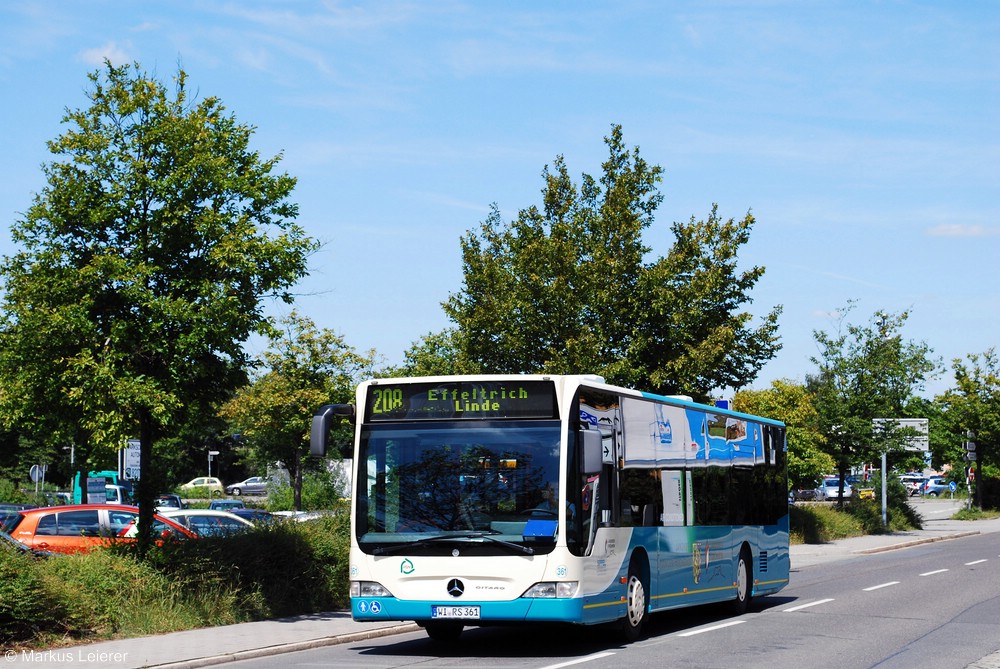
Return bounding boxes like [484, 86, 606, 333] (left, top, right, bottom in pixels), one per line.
[148, 516, 348, 619]
[0, 513, 351, 648]
[0, 550, 73, 641]
[843, 477, 922, 534]
[266, 470, 347, 512]
[0, 478, 36, 505]
[790, 503, 865, 544]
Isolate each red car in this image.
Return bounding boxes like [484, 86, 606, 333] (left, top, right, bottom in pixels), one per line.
[6, 504, 196, 554]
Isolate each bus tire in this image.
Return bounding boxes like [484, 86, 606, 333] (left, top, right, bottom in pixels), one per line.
[731, 546, 752, 615]
[618, 557, 647, 643]
[424, 621, 463, 642]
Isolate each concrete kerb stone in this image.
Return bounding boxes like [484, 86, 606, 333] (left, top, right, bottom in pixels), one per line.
[852, 530, 981, 555]
[148, 623, 421, 669]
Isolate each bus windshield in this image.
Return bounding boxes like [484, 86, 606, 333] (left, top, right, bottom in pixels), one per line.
[356, 420, 562, 552]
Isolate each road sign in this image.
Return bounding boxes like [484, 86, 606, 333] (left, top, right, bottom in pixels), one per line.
[965, 452, 977, 461]
[872, 417, 929, 451]
[120, 440, 141, 481]
[29, 464, 44, 483]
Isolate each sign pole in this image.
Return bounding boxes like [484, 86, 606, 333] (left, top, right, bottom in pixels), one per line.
[881, 451, 887, 527]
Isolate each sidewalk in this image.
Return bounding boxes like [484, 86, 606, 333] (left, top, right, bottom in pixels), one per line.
[7, 515, 1000, 669]
[6, 613, 420, 669]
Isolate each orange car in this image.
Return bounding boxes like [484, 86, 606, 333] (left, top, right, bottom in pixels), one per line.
[7, 504, 196, 554]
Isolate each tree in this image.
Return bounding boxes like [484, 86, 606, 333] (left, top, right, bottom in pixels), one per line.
[381, 328, 477, 378]
[0, 62, 316, 554]
[807, 304, 940, 503]
[443, 125, 781, 399]
[220, 312, 376, 510]
[734, 380, 833, 489]
[938, 349, 1000, 508]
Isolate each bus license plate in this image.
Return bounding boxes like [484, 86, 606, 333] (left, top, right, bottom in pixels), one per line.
[431, 605, 480, 619]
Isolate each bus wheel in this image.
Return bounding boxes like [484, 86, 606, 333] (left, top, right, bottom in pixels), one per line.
[424, 621, 463, 642]
[618, 560, 647, 642]
[731, 547, 752, 615]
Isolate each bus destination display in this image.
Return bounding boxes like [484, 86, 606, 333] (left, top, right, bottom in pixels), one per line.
[366, 380, 557, 421]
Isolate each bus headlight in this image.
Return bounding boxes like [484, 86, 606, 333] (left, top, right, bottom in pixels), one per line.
[523, 581, 579, 598]
[351, 581, 393, 598]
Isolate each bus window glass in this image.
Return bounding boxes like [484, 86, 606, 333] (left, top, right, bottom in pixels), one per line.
[357, 421, 562, 549]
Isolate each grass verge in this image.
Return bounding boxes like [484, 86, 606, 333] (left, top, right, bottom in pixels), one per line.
[1, 511, 350, 649]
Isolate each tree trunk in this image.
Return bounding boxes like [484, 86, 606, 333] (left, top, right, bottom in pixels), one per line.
[136, 408, 156, 559]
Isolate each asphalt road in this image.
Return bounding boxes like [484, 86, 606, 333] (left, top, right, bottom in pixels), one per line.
[222, 522, 1000, 669]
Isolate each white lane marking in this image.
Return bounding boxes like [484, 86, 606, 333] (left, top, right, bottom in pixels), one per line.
[965, 559, 988, 566]
[539, 651, 617, 669]
[783, 598, 835, 612]
[863, 581, 900, 591]
[920, 569, 949, 576]
[676, 620, 745, 637]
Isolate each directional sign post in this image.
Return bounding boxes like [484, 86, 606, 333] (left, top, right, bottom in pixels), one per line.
[208, 450, 220, 478]
[964, 432, 980, 509]
[873, 418, 930, 527]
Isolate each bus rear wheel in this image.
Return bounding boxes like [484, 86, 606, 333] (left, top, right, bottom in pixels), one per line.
[730, 547, 752, 615]
[424, 621, 463, 642]
[618, 560, 647, 642]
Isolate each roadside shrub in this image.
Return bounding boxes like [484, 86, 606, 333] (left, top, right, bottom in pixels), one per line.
[2, 507, 351, 648]
[843, 477, 922, 534]
[0, 478, 35, 505]
[35, 549, 224, 638]
[0, 551, 72, 644]
[266, 471, 347, 512]
[148, 515, 349, 619]
[789, 503, 864, 544]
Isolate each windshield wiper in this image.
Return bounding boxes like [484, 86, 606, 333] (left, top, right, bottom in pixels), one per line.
[373, 531, 534, 556]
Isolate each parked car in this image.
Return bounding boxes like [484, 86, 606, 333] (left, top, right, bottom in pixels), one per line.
[817, 477, 853, 501]
[155, 493, 185, 512]
[225, 476, 268, 496]
[208, 499, 245, 511]
[229, 508, 275, 524]
[158, 509, 254, 537]
[790, 483, 819, 502]
[1, 529, 54, 558]
[1, 509, 21, 533]
[5, 504, 196, 554]
[178, 477, 225, 498]
[899, 475, 926, 496]
[921, 476, 951, 496]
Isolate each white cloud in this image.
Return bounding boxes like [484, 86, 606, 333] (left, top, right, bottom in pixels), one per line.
[926, 224, 1000, 237]
[78, 41, 132, 67]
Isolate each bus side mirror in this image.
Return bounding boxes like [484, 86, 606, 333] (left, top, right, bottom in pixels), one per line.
[579, 428, 603, 475]
[311, 404, 355, 457]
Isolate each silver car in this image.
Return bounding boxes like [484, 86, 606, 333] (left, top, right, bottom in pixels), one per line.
[225, 476, 268, 496]
[817, 477, 853, 501]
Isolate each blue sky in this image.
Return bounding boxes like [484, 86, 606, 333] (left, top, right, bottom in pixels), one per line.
[1, 1, 997, 399]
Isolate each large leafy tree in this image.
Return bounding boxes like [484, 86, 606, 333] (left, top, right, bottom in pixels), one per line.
[807, 305, 940, 501]
[444, 125, 781, 399]
[382, 328, 477, 378]
[938, 349, 1000, 507]
[0, 62, 316, 553]
[220, 312, 376, 510]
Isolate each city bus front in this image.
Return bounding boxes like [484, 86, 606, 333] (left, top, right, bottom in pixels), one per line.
[344, 378, 598, 639]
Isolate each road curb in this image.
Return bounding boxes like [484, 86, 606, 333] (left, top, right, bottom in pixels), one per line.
[147, 623, 421, 669]
[852, 530, 981, 555]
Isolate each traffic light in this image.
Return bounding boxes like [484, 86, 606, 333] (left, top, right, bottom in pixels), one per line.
[964, 431, 977, 461]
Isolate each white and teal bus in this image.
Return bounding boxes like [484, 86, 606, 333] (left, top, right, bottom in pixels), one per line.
[311, 374, 789, 642]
